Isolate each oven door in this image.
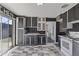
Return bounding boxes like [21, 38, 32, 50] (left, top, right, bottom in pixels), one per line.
[60, 37, 73, 56]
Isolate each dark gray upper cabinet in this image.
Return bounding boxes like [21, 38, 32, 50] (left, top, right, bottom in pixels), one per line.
[26, 17, 37, 27]
[32, 17, 37, 27]
[18, 17, 23, 28]
[75, 4, 79, 20]
[68, 4, 79, 22]
[26, 17, 31, 27]
[62, 12, 67, 28]
[68, 7, 75, 22]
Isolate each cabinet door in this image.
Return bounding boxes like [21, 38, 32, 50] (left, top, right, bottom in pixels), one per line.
[38, 36, 41, 45]
[38, 18, 41, 22]
[34, 36, 38, 45]
[31, 36, 34, 45]
[62, 12, 67, 28]
[68, 7, 75, 22]
[37, 23, 41, 31]
[26, 17, 31, 27]
[18, 29, 23, 45]
[24, 36, 30, 45]
[38, 35, 46, 45]
[42, 18, 46, 22]
[31, 36, 38, 45]
[42, 36, 46, 45]
[42, 23, 46, 30]
[24, 35, 31, 45]
[37, 18, 46, 31]
[75, 4, 79, 20]
[32, 17, 37, 27]
[18, 17, 23, 28]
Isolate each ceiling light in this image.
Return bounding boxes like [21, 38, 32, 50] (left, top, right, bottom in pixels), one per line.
[37, 3, 43, 6]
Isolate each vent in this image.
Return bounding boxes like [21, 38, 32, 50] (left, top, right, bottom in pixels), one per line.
[61, 4, 69, 8]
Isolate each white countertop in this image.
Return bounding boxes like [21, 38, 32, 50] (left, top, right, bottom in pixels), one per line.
[24, 33, 45, 35]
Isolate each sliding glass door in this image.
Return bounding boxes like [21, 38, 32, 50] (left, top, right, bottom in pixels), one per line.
[0, 16, 2, 55]
[2, 16, 9, 54]
[0, 15, 13, 55]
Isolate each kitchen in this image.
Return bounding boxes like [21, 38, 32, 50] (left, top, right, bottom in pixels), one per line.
[0, 3, 79, 56]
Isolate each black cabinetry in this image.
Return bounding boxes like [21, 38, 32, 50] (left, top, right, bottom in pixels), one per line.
[24, 35, 46, 45]
[68, 7, 75, 22]
[68, 4, 79, 22]
[62, 12, 67, 28]
[75, 4, 79, 20]
[26, 17, 37, 27]
[32, 17, 37, 27]
[38, 35, 46, 45]
[26, 17, 31, 27]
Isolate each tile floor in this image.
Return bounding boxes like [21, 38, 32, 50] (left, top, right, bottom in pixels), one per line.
[4, 44, 61, 56]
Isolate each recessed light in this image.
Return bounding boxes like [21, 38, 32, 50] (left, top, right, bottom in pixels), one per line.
[37, 3, 43, 6]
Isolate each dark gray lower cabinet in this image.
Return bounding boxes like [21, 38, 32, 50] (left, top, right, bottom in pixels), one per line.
[38, 35, 46, 45]
[26, 36, 30, 45]
[24, 35, 46, 45]
[42, 36, 46, 45]
[38, 36, 41, 45]
[31, 36, 35, 45]
[24, 35, 38, 45]
[24, 35, 30, 45]
[31, 36, 38, 45]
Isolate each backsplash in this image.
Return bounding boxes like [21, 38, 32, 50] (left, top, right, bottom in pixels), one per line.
[68, 23, 79, 31]
[69, 31, 79, 38]
[25, 28, 45, 34]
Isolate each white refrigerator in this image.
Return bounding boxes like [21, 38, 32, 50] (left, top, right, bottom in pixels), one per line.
[46, 22, 56, 44]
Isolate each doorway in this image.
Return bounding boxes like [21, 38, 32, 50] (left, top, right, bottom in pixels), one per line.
[0, 15, 13, 55]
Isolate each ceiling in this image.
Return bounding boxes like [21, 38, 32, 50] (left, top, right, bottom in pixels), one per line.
[1, 3, 77, 18]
